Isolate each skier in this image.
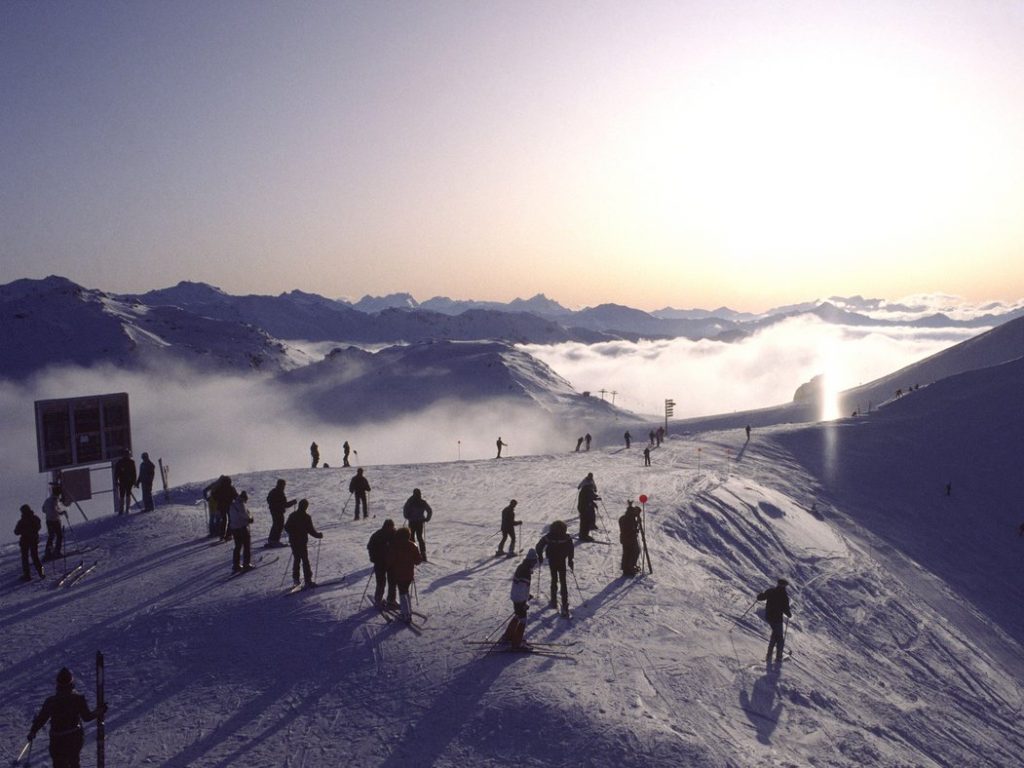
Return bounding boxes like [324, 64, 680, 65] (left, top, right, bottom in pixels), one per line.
[643, 446, 651, 467]
[202, 476, 225, 538]
[27, 667, 106, 768]
[618, 501, 642, 576]
[348, 468, 371, 520]
[501, 548, 539, 648]
[113, 449, 136, 514]
[15, 504, 45, 581]
[227, 491, 253, 572]
[284, 499, 323, 588]
[496, 436, 508, 459]
[386, 526, 422, 622]
[367, 519, 398, 608]
[584, 433, 592, 451]
[745, 425, 751, 441]
[648, 429, 656, 446]
[496, 499, 522, 556]
[756, 578, 793, 663]
[656, 426, 664, 446]
[342, 440, 351, 468]
[577, 473, 600, 542]
[42, 485, 64, 561]
[265, 478, 296, 548]
[136, 452, 156, 511]
[310, 441, 319, 469]
[574, 436, 584, 452]
[535, 521, 574, 616]
[402, 488, 433, 562]
[624, 431, 631, 449]
[211, 476, 238, 540]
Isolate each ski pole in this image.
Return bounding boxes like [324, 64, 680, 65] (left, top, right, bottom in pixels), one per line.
[570, 568, 586, 605]
[412, 578, 419, 607]
[738, 598, 758, 620]
[342, 493, 352, 517]
[280, 553, 293, 589]
[13, 739, 31, 766]
[783, 616, 791, 654]
[485, 612, 515, 641]
[360, 569, 374, 605]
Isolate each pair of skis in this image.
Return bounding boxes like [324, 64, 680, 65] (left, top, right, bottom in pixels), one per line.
[464, 639, 581, 658]
[55, 560, 99, 588]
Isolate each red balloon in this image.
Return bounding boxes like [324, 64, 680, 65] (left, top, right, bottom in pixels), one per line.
[639, 494, 648, 504]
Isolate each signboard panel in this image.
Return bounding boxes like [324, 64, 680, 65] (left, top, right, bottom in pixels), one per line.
[35, 393, 131, 473]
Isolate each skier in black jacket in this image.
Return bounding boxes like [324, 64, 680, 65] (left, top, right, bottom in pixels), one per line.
[496, 499, 521, 557]
[211, 476, 238, 540]
[136, 452, 156, 511]
[113, 450, 136, 515]
[618, 501, 642, 576]
[15, 504, 45, 581]
[285, 499, 323, 588]
[756, 578, 793, 662]
[402, 488, 433, 562]
[28, 667, 106, 768]
[535, 520, 575, 617]
[367, 519, 397, 607]
[265, 479, 296, 548]
[349, 468, 371, 520]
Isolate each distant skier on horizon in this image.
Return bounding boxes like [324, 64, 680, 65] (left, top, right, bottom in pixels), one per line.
[756, 578, 792, 663]
[745, 425, 751, 441]
[575, 436, 584, 452]
[643, 446, 651, 467]
[342, 441, 351, 467]
[624, 431, 631, 449]
[310, 442, 319, 468]
[584, 433, 592, 451]
[496, 436, 508, 459]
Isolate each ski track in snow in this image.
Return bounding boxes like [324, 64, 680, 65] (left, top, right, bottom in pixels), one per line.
[2, 432, 1023, 767]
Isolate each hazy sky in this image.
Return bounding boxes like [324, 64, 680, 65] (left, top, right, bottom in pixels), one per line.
[3, 1, 1023, 311]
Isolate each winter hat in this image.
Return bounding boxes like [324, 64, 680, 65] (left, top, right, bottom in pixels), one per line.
[525, 548, 538, 562]
[56, 667, 73, 689]
[777, 578, 790, 587]
[20, 504, 32, 515]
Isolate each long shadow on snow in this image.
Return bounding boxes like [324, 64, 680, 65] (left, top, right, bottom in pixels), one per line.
[738, 667, 783, 744]
[421, 556, 507, 594]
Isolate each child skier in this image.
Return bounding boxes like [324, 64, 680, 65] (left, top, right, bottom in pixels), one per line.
[502, 548, 539, 649]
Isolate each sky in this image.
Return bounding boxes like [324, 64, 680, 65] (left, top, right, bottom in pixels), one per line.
[2, 1, 1024, 311]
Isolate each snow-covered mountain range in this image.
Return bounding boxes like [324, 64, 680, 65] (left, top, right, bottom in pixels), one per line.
[5, 277, 1022, 383]
[2, 309, 1022, 766]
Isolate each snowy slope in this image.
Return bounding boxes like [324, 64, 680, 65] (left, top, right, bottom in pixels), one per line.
[3, 356, 1023, 767]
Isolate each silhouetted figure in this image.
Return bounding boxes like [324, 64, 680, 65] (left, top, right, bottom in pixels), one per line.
[402, 488, 433, 562]
[15, 504, 44, 581]
[265, 478, 296, 547]
[584, 433, 592, 451]
[643, 447, 651, 466]
[648, 429, 656, 446]
[575, 436, 584, 453]
[349, 468, 371, 520]
[624, 431, 631, 449]
[285, 499, 323, 587]
[745, 425, 751, 441]
[28, 667, 106, 768]
[42, 486, 64, 561]
[113, 449, 136, 514]
[137, 452, 156, 511]
[211, 476, 238, 540]
[496, 437, 508, 459]
[656, 427, 664, 446]
[367, 519, 397, 607]
[310, 442, 319, 468]
[386, 526, 421, 622]
[756, 578, 792, 663]
[228, 491, 253, 572]
[619, 501, 642, 576]
[577, 473, 600, 541]
[535, 521, 574, 616]
[496, 499, 521, 556]
[342, 441, 351, 467]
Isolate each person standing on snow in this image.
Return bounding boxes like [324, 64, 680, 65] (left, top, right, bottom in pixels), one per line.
[42, 486, 64, 561]
[577, 473, 600, 542]
[402, 488, 433, 562]
[211, 476, 238, 541]
[643, 446, 651, 467]
[228, 491, 253, 572]
[574, 436, 584, 452]
[285, 499, 323, 588]
[501, 548, 539, 648]
[265, 479, 296, 548]
[310, 442, 320, 469]
[349, 468, 371, 520]
[495, 436, 508, 459]
[618, 501, 642, 576]
[342, 440, 351, 467]
[386, 526, 422, 622]
[584, 433, 592, 451]
[367, 519, 398, 608]
[756, 578, 793, 663]
[624, 431, 631, 449]
[113, 449, 136, 514]
[27, 667, 106, 768]
[15, 504, 45, 582]
[535, 521, 574, 617]
[136, 452, 156, 511]
[496, 499, 522, 556]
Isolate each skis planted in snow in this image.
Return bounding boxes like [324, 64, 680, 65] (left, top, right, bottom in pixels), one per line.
[55, 561, 85, 588]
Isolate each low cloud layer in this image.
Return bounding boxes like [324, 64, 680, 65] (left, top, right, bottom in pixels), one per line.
[522, 316, 981, 417]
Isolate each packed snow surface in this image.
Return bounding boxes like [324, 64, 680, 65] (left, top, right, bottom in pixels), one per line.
[4, 363, 1024, 767]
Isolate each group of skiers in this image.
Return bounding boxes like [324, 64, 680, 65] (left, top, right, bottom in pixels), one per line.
[113, 449, 157, 514]
[310, 440, 353, 469]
